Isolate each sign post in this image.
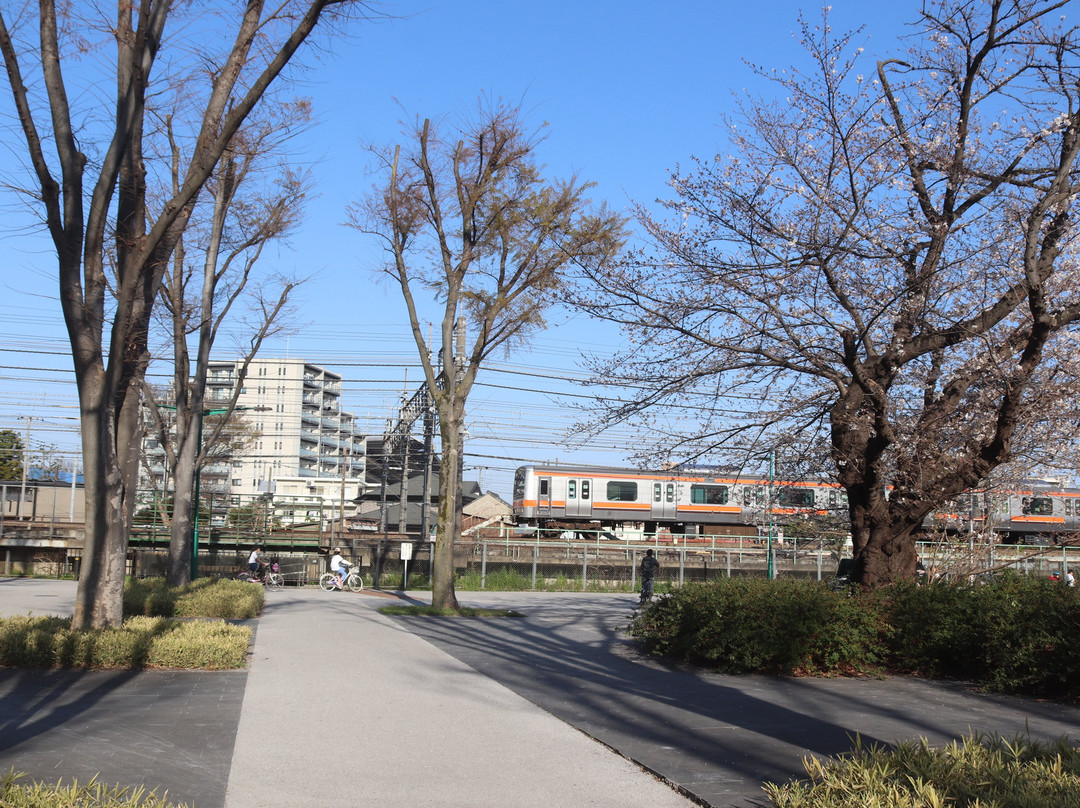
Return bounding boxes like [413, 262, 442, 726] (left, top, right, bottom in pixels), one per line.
[400, 542, 414, 590]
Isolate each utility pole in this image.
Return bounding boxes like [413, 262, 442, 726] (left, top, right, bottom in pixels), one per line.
[17, 416, 30, 520]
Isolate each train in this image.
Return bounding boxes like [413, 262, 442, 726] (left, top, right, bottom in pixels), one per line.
[511, 464, 1080, 543]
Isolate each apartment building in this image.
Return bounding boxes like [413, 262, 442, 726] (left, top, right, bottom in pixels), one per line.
[204, 359, 366, 503]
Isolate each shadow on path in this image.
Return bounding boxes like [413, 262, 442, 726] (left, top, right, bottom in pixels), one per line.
[392, 593, 1080, 808]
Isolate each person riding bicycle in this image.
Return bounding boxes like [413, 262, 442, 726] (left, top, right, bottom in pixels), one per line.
[639, 549, 660, 605]
[247, 546, 264, 580]
[329, 547, 352, 590]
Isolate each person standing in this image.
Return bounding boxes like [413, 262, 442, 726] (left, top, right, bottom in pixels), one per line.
[639, 549, 660, 605]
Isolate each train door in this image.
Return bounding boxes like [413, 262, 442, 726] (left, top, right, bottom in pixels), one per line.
[565, 477, 593, 518]
[537, 476, 552, 516]
[651, 480, 676, 521]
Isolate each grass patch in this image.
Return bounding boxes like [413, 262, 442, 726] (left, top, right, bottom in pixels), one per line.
[0, 770, 185, 807]
[764, 732, 1080, 807]
[379, 605, 524, 618]
[124, 577, 263, 619]
[0, 615, 250, 670]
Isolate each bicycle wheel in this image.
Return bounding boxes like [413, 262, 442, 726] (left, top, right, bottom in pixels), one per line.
[236, 572, 255, 583]
[266, 572, 284, 590]
[319, 573, 338, 592]
[346, 573, 364, 592]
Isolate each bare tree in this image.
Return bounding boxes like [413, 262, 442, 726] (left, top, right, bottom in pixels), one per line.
[575, 0, 1080, 588]
[143, 118, 307, 587]
[0, 0, 366, 627]
[349, 101, 626, 609]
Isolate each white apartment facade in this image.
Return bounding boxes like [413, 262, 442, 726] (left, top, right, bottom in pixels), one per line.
[204, 359, 366, 514]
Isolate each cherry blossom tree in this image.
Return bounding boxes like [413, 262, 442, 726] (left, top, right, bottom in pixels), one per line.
[577, 0, 1080, 587]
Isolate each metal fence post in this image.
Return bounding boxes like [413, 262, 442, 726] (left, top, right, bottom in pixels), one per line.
[481, 542, 487, 590]
[726, 550, 731, 578]
[631, 548, 637, 592]
[532, 544, 538, 589]
[582, 548, 588, 592]
[679, 548, 685, 586]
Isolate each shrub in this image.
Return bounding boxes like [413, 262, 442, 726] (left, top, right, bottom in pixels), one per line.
[0, 770, 185, 807]
[630, 575, 1080, 699]
[764, 732, 1080, 807]
[630, 578, 882, 675]
[124, 578, 262, 620]
[0, 615, 251, 670]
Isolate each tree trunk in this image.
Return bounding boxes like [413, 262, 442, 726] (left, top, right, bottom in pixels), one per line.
[849, 503, 920, 588]
[431, 413, 462, 610]
[72, 399, 127, 628]
[167, 424, 199, 587]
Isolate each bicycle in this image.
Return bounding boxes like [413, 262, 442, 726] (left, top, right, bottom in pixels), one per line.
[237, 562, 284, 590]
[638, 576, 655, 606]
[319, 567, 364, 592]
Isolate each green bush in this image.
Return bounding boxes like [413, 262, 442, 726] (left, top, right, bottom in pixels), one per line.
[764, 732, 1080, 807]
[0, 770, 185, 807]
[629, 575, 1080, 698]
[124, 577, 262, 619]
[0, 615, 251, 670]
[630, 578, 882, 675]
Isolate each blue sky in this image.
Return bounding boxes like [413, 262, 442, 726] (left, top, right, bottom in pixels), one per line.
[0, 0, 916, 498]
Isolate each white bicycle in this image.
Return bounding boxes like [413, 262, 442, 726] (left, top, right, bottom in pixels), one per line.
[319, 567, 364, 592]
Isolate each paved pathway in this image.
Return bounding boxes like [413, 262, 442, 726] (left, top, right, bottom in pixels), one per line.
[0, 580, 1079, 807]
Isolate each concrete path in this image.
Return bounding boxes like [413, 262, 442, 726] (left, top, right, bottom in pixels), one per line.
[0, 580, 1078, 808]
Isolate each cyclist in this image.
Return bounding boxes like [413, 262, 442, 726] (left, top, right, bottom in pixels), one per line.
[329, 547, 352, 590]
[247, 546, 263, 580]
[639, 549, 660, 605]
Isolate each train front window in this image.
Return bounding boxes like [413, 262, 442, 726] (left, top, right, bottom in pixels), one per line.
[513, 469, 526, 501]
[607, 481, 637, 502]
[690, 484, 728, 505]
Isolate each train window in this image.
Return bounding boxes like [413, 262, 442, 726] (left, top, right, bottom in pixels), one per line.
[1022, 496, 1053, 515]
[607, 481, 638, 502]
[568, 480, 576, 500]
[743, 486, 763, 506]
[827, 489, 848, 507]
[690, 484, 728, 505]
[539, 479, 549, 498]
[581, 480, 591, 500]
[1067, 499, 1074, 516]
[665, 483, 674, 503]
[653, 483, 662, 503]
[776, 487, 815, 507]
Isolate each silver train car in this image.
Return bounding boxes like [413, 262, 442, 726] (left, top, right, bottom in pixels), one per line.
[512, 465, 1080, 542]
[512, 464, 845, 534]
